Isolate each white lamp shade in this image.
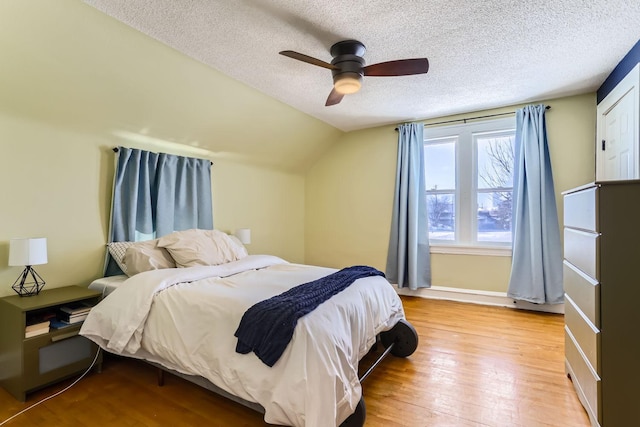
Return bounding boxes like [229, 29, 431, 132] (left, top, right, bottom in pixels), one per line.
[234, 229, 251, 245]
[9, 238, 48, 266]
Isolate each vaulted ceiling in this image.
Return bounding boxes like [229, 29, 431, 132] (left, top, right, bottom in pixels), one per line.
[84, 0, 640, 131]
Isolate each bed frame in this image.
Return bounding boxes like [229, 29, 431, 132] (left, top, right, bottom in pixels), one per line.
[153, 319, 418, 427]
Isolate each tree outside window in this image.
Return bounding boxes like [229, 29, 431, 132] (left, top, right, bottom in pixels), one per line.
[476, 133, 514, 243]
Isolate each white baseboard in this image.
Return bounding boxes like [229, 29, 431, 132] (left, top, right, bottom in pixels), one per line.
[395, 285, 565, 314]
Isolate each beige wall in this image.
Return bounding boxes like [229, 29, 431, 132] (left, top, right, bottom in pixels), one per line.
[0, 1, 342, 174]
[0, 115, 110, 296]
[305, 93, 597, 293]
[212, 159, 305, 261]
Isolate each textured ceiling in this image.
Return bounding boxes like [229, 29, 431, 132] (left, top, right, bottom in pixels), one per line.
[83, 0, 640, 132]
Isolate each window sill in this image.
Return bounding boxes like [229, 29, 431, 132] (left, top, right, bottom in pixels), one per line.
[429, 244, 512, 257]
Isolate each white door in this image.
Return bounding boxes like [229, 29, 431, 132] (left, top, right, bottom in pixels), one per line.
[596, 64, 639, 182]
[599, 91, 635, 180]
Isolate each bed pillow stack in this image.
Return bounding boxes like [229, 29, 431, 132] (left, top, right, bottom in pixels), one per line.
[107, 229, 248, 276]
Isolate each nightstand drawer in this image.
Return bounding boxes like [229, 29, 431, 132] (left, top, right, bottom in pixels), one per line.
[565, 327, 600, 423]
[23, 328, 98, 391]
[564, 186, 597, 232]
[563, 260, 599, 327]
[564, 228, 599, 280]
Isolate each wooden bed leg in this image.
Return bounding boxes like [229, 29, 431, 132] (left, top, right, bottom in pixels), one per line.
[157, 368, 165, 387]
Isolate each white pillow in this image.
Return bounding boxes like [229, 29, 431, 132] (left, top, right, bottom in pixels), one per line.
[157, 229, 247, 268]
[123, 240, 176, 276]
[228, 235, 249, 257]
[107, 239, 176, 276]
[107, 241, 135, 275]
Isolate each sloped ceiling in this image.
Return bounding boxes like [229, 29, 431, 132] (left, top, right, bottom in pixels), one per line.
[0, 1, 348, 173]
[84, 0, 640, 132]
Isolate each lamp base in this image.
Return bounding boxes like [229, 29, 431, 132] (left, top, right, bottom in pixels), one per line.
[12, 266, 46, 297]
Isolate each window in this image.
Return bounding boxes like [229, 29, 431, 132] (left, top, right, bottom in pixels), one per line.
[424, 117, 515, 249]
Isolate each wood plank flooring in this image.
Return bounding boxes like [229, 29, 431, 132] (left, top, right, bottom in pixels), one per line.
[0, 297, 590, 426]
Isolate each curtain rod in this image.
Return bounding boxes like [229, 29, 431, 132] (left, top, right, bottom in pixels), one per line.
[395, 105, 551, 130]
[112, 147, 213, 165]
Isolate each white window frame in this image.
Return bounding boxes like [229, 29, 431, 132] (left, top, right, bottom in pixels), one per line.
[424, 117, 515, 256]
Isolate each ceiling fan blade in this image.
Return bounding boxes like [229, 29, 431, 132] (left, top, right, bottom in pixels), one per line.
[325, 88, 344, 106]
[279, 50, 338, 70]
[363, 58, 429, 76]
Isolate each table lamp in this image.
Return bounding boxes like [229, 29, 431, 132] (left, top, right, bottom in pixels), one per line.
[234, 228, 251, 245]
[8, 237, 48, 296]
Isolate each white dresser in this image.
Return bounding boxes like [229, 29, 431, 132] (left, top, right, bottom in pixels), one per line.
[563, 181, 640, 426]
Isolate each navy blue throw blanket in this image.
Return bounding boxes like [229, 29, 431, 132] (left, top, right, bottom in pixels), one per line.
[234, 265, 385, 367]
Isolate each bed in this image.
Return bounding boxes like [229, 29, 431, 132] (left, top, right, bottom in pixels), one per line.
[80, 230, 417, 427]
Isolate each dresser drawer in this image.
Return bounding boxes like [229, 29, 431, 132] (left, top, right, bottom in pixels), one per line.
[565, 327, 600, 423]
[563, 261, 600, 327]
[564, 228, 599, 280]
[565, 295, 600, 373]
[564, 186, 598, 232]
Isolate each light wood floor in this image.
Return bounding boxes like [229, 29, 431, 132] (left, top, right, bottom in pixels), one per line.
[0, 297, 590, 426]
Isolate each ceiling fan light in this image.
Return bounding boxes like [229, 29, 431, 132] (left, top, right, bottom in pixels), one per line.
[333, 73, 363, 95]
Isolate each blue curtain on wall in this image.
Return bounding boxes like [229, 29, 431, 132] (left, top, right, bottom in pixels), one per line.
[507, 105, 563, 304]
[385, 123, 431, 289]
[105, 147, 213, 274]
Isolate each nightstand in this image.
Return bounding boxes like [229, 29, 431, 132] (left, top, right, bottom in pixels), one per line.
[0, 286, 102, 401]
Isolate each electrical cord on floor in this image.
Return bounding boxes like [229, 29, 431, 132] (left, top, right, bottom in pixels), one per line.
[0, 348, 102, 426]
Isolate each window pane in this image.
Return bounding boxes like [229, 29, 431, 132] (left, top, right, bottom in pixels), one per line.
[477, 135, 514, 189]
[427, 193, 455, 240]
[477, 192, 512, 242]
[424, 139, 455, 190]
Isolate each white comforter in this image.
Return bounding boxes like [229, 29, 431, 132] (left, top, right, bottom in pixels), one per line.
[80, 255, 405, 427]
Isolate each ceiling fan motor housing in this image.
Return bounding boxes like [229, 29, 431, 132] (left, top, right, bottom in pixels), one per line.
[330, 40, 366, 94]
[330, 39, 366, 57]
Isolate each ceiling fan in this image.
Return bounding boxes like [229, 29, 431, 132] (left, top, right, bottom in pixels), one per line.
[279, 39, 429, 106]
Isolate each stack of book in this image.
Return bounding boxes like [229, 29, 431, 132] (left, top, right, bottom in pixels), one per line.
[25, 319, 51, 338]
[25, 311, 56, 338]
[57, 301, 94, 325]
